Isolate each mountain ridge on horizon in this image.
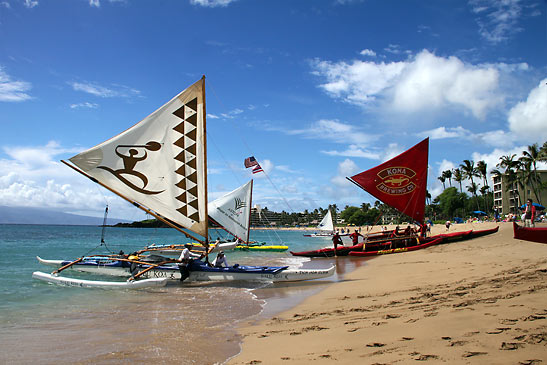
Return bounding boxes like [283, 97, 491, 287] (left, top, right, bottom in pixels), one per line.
[0, 205, 132, 226]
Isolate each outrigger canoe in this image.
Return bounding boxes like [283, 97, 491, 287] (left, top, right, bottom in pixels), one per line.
[348, 237, 444, 257]
[513, 222, 547, 244]
[36, 256, 335, 282]
[290, 236, 421, 258]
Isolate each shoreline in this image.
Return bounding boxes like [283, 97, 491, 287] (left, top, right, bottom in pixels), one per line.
[228, 221, 547, 364]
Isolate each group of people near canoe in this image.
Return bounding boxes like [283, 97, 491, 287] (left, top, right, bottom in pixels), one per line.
[331, 223, 430, 255]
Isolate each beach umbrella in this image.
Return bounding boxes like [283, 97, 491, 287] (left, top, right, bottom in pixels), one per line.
[472, 211, 487, 215]
[519, 203, 545, 210]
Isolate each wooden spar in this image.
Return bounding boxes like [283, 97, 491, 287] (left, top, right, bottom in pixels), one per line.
[53, 257, 83, 274]
[60, 159, 206, 245]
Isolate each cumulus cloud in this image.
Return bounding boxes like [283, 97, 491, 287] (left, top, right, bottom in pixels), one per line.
[321, 145, 381, 159]
[359, 49, 376, 57]
[311, 50, 503, 120]
[507, 78, 547, 142]
[0, 67, 32, 102]
[0, 141, 142, 217]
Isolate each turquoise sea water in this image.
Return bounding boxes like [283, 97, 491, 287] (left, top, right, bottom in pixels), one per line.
[0, 224, 352, 364]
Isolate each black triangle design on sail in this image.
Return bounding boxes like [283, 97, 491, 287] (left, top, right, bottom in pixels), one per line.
[172, 100, 200, 223]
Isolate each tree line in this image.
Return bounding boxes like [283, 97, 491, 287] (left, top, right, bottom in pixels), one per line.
[433, 141, 546, 220]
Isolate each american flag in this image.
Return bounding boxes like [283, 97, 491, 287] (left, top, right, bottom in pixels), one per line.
[252, 164, 263, 174]
[244, 156, 258, 168]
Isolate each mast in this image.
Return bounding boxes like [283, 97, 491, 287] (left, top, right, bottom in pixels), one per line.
[201, 75, 209, 247]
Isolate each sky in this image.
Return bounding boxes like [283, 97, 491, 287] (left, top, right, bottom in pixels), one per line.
[1, 0, 546, 221]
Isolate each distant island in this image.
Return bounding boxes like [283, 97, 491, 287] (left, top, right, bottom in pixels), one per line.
[112, 219, 169, 228]
[0, 206, 131, 226]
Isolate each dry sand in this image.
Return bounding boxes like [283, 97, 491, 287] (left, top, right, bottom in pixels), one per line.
[229, 221, 547, 364]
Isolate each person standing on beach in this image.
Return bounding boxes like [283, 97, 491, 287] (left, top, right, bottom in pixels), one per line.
[332, 231, 343, 256]
[524, 199, 536, 227]
[445, 220, 451, 231]
[177, 243, 203, 282]
[349, 229, 363, 245]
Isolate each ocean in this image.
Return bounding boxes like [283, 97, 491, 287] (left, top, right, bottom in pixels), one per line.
[0, 224, 362, 364]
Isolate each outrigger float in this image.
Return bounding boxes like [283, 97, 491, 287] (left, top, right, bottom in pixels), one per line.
[33, 77, 333, 288]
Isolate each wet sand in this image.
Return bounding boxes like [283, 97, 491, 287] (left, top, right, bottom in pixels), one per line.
[229, 222, 547, 364]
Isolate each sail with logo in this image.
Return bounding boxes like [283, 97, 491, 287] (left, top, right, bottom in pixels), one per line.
[208, 180, 253, 244]
[67, 77, 208, 243]
[347, 138, 429, 224]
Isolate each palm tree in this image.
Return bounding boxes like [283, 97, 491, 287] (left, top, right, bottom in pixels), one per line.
[452, 168, 464, 193]
[520, 143, 542, 204]
[460, 160, 480, 210]
[442, 170, 453, 187]
[476, 160, 490, 212]
[497, 154, 520, 213]
[438, 175, 446, 190]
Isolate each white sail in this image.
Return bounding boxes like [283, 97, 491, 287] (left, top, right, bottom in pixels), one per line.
[208, 180, 252, 243]
[68, 78, 208, 238]
[317, 210, 334, 232]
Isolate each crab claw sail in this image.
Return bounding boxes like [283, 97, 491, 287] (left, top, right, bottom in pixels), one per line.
[208, 180, 253, 243]
[347, 138, 429, 224]
[67, 77, 208, 238]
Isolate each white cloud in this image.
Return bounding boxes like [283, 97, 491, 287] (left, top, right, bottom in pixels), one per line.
[0, 141, 144, 218]
[24, 0, 38, 8]
[321, 145, 381, 160]
[359, 49, 376, 57]
[286, 119, 378, 145]
[69, 81, 141, 98]
[392, 51, 501, 119]
[469, 0, 527, 43]
[507, 78, 547, 143]
[0, 67, 32, 102]
[190, 0, 237, 7]
[417, 126, 471, 140]
[311, 50, 503, 120]
[70, 102, 99, 109]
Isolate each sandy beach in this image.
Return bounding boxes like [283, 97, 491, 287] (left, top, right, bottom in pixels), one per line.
[229, 221, 547, 364]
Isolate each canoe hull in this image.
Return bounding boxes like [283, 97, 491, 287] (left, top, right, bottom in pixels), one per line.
[349, 237, 443, 257]
[36, 256, 334, 282]
[513, 222, 547, 244]
[32, 271, 167, 289]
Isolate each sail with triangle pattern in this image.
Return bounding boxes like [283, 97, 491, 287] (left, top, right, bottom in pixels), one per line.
[67, 77, 208, 238]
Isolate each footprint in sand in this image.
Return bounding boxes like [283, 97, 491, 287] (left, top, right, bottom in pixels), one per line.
[519, 359, 543, 365]
[486, 327, 511, 334]
[462, 351, 487, 357]
[450, 340, 468, 347]
[366, 342, 385, 347]
[500, 342, 526, 350]
[401, 337, 414, 341]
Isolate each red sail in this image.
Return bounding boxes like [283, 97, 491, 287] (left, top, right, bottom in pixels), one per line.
[348, 138, 429, 223]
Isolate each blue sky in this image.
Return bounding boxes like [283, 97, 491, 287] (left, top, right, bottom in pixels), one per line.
[1, 0, 546, 220]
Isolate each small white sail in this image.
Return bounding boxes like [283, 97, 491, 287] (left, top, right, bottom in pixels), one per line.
[68, 78, 208, 238]
[317, 210, 334, 232]
[208, 180, 252, 243]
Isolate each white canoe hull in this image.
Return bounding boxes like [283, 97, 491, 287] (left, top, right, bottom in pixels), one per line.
[36, 257, 335, 282]
[32, 271, 167, 289]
